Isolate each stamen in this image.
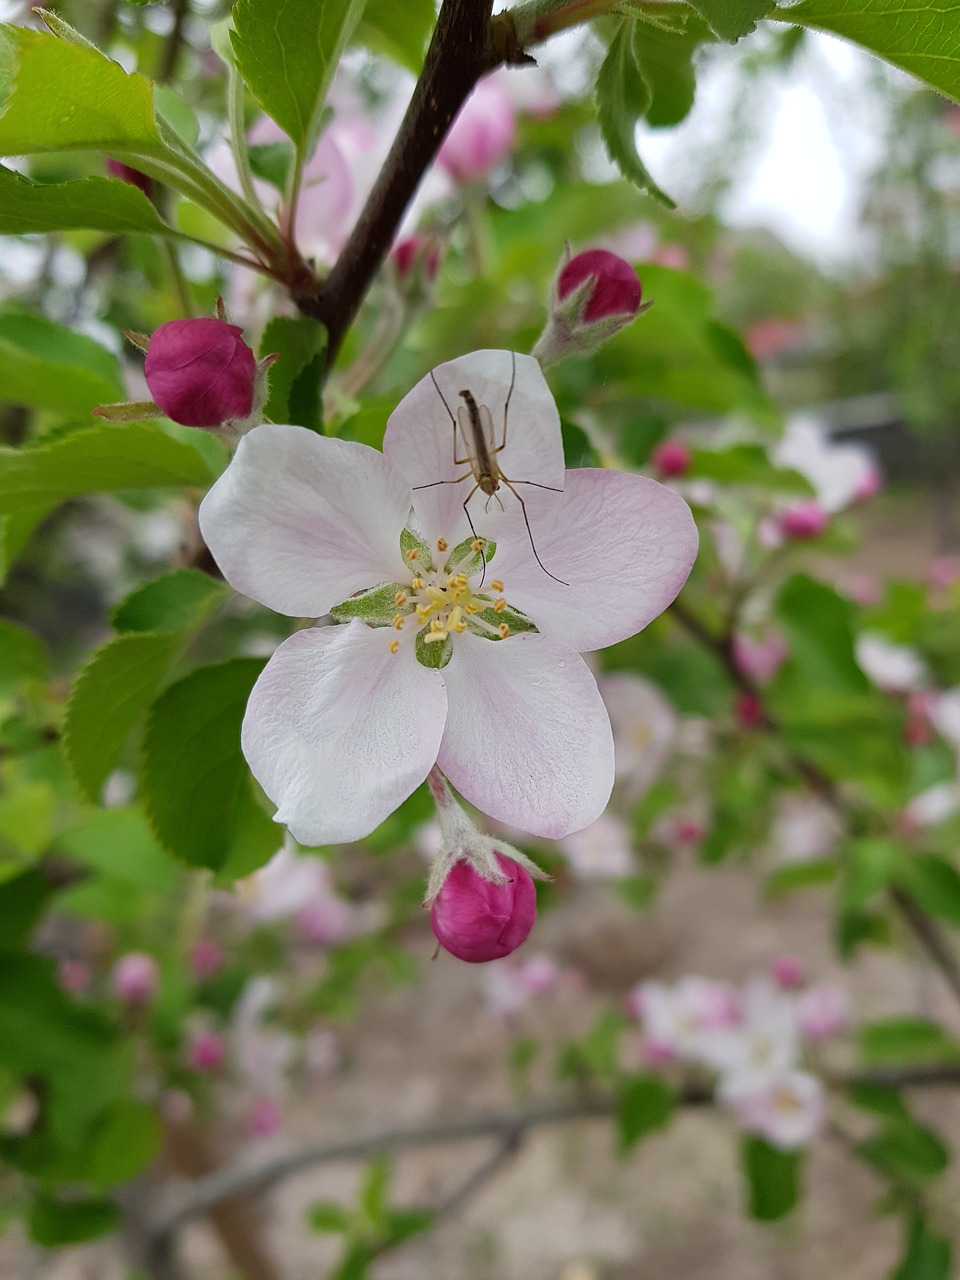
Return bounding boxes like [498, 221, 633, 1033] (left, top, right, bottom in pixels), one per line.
[493, 598, 506, 613]
[448, 573, 469, 590]
[426, 585, 447, 605]
[405, 548, 420, 562]
[498, 623, 510, 638]
[415, 603, 432, 620]
[437, 537, 448, 553]
[490, 579, 504, 593]
[423, 619, 449, 644]
[465, 602, 482, 614]
[411, 576, 424, 590]
[471, 538, 485, 551]
[388, 639, 400, 654]
[392, 615, 405, 630]
[394, 590, 407, 607]
[448, 606, 467, 634]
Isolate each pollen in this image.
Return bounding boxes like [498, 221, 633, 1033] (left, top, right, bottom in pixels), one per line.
[405, 547, 420, 562]
[465, 602, 482, 614]
[493, 597, 507, 613]
[490, 579, 504, 593]
[411, 576, 424, 590]
[388, 639, 400, 654]
[498, 622, 510, 638]
[394, 590, 407, 607]
[392, 614, 405, 630]
[436, 537, 448, 553]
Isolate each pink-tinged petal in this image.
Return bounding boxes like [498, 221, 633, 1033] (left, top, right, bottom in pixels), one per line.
[199, 425, 413, 618]
[491, 469, 698, 652]
[242, 621, 446, 845]
[438, 630, 613, 838]
[382, 351, 565, 549]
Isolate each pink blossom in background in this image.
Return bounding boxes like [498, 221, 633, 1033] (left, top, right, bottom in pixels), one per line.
[199, 350, 697, 845]
[777, 499, 828, 541]
[111, 952, 159, 1005]
[599, 671, 677, 800]
[304, 1029, 340, 1081]
[58, 959, 90, 993]
[853, 464, 883, 502]
[721, 1068, 825, 1149]
[628, 976, 741, 1062]
[843, 574, 882, 608]
[905, 691, 937, 748]
[248, 1095, 283, 1138]
[482, 952, 561, 1017]
[391, 235, 441, 283]
[745, 318, 804, 361]
[770, 793, 842, 865]
[653, 243, 689, 270]
[929, 556, 960, 592]
[732, 632, 788, 685]
[774, 415, 880, 514]
[771, 955, 805, 989]
[431, 853, 536, 963]
[437, 78, 517, 183]
[735, 690, 765, 729]
[231, 977, 296, 1098]
[650, 440, 692, 479]
[796, 982, 850, 1040]
[558, 813, 633, 880]
[186, 1030, 226, 1074]
[901, 781, 960, 830]
[190, 939, 225, 980]
[295, 895, 356, 947]
[696, 978, 799, 1080]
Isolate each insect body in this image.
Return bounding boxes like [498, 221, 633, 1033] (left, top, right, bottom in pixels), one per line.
[414, 352, 568, 587]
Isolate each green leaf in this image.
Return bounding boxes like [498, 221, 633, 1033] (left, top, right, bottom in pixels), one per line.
[248, 140, 296, 191]
[260, 315, 326, 429]
[689, 443, 810, 492]
[741, 1136, 801, 1221]
[687, 0, 773, 41]
[358, 0, 434, 71]
[415, 626, 453, 669]
[847, 1081, 909, 1122]
[0, 781, 55, 856]
[0, 504, 53, 587]
[764, 857, 837, 898]
[895, 1214, 952, 1280]
[0, 26, 160, 153]
[0, 165, 170, 236]
[64, 632, 181, 803]
[596, 20, 674, 207]
[361, 1156, 391, 1225]
[141, 658, 278, 871]
[0, 312, 122, 414]
[57, 806, 179, 893]
[231, 0, 368, 152]
[0, 423, 215, 517]
[0, 868, 56, 951]
[617, 1074, 675, 1152]
[859, 1017, 959, 1065]
[633, 16, 711, 128]
[384, 1207, 435, 1245]
[309, 1201, 350, 1233]
[88, 1098, 162, 1190]
[28, 1194, 121, 1246]
[899, 854, 960, 928]
[780, 0, 960, 106]
[858, 1119, 949, 1184]
[0, 618, 48, 690]
[112, 568, 230, 634]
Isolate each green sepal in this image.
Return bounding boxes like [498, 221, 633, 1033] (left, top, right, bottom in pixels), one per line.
[415, 628, 452, 670]
[330, 583, 406, 628]
[444, 535, 496, 578]
[468, 604, 538, 639]
[400, 527, 433, 572]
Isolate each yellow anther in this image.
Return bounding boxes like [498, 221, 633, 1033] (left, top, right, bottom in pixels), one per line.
[388, 639, 400, 654]
[437, 537, 448, 553]
[394, 591, 407, 607]
[493, 598, 507, 613]
[498, 623, 510, 638]
[426, 585, 447, 605]
[452, 573, 469, 589]
[423, 619, 449, 645]
[465, 602, 482, 614]
[411, 576, 424, 590]
[405, 547, 420, 561]
[392, 614, 405, 631]
[448, 606, 467, 634]
[471, 538, 485, 551]
[490, 579, 504, 593]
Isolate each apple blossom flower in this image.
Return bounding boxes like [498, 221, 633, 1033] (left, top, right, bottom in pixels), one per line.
[534, 249, 645, 366]
[238, 842, 332, 924]
[732, 631, 788, 685]
[248, 1095, 283, 1138]
[437, 77, 517, 183]
[721, 1068, 825, 1149]
[745, 318, 804, 362]
[482, 952, 561, 1016]
[111, 952, 158, 1005]
[902, 781, 960, 830]
[773, 415, 880, 514]
[796, 982, 850, 1041]
[769, 793, 842, 865]
[186, 1029, 226, 1074]
[599, 672, 677, 801]
[929, 555, 960, 592]
[558, 813, 633, 880]
[144, 317, 259, 430]
[856, 632, 928, 693]
[696, 978, 799, 1080]
[653, 243, 689, 270]
[199, 350, 697, 846]
[431, 853, 537, 963]
[190, 939, 225, 981]
[771, 955, 805, 989]
[232, 978, 296, 1098]
[627, 976, 741, 1062]
[650, 440, 692, 479]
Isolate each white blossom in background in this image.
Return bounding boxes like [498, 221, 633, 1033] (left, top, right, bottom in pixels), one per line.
[769, 792, 843, 865]
[558, 813, 634, 880]
[627, 976, 741, 1063]
[856, 632, 929, 693]
[482, 953, 562, 1018]
[720, 1068, 826, 1150]
[773, 414, 881, 514]
[599, 672, 678, 800]
[231, 977, 296, 1100]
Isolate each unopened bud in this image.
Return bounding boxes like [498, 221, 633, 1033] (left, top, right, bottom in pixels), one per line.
[431, 853, 536, 963]
[771, 954, 805, 989]
[106, 158, 154, 199]
[651, 439, 692, 479]
[190, 938, 225, 980]
[144, 317, 258, 429]
[778, 499, 828, 540]
[112, 952, 158, 1005]
[186, 1030, 226, 1074]
[392, 236, 441, 283]
[533, 247, 646, 367]
[735, 690, 765, 729]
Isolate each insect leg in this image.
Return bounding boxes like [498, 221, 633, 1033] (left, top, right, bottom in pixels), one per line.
[460, 484, 490, 587]
[412, 471, 472, 492]
[500, 478, 569, 587]
[430, 370, 472, 467]
[493, 350, 517, 456]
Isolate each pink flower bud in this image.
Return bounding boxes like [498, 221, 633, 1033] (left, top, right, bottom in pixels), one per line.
[106, 159, 154, 199]
[735, 690, 764, 729]
[778, 499, 828, 540]
[190, 938, 225, 980]
[557, 250, 641, 324]
[145, 318, 257, 428]
[430, 854, 536, 963]
[929, 556, 960, 591]
[186, 1030, 225, 1074]
[732, 632, 788, 685]
[437, 79, 517, 183]
[391, 236, 441, 283]
[771, 954, 805, 989]
[248, 1095, 282, 1138]
[112, 952, 158, 1005]
[650, 439, 692, 479]
[58, 959, 90, 993]
[796, 982, 850, 1040]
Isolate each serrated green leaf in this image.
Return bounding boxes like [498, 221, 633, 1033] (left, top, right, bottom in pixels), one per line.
[632, 15, 711, 129]
[687, 0, 773, 42]
[111, 568, 230, 634]
[0, 311, 122, 414]
[64, 632, 181, 803]
[357, 0, 434, 71]
[0, 423, 214, 517]
[617, 1074, 675, 1152]
[28, 1194, 121, 1246]
[0, 165, 171, 236]
[260, 315, 327, 428]
[0, 618, 48, 690]
[742, 1136, 801, 1220]
[330, 583, 405, 626]
[596, 20, 674, 207]
[780, 0, 960, 106]
[141, 658, 278, 871]
[231, 0, 367, 152]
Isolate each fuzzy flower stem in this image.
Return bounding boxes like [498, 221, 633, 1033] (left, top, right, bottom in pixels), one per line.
[507, 0, 618, 47]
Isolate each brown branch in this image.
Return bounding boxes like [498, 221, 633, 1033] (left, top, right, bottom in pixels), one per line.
[293, 0, 531, 365]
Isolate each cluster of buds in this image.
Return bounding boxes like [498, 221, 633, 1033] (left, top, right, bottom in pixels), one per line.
[532, 246, 648, 368]
[95, 301, 277, 442]
[424, 771, 549, 963]
[388, 234, 442, 308]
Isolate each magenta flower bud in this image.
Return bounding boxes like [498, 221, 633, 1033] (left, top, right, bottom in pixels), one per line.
[557, 249, 641, 324]
[430, 853, 536, 963]
[778, 499, 828, 540]
[391, 236, 440, 283]
[771, 954, 805, 989]
[112, 952, 158, 1005]
[106, 158, 154, 199]
[651, 439, 692, 479]
[145, 318, 257, 428]
[735, 690, 764, 729]
[190, 939, 225, 980]
[186, 1030, 226, 1074]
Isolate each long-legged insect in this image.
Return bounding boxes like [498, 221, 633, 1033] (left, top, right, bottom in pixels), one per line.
[413, 351, 569, 587]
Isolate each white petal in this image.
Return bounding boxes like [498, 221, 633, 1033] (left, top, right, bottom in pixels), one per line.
[242, 621, 447, 845]
[490, 469, 698, 652]
[438, 630, 613, 838]
[382, 350, 565, 548]
[199, 424, 412, 617]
